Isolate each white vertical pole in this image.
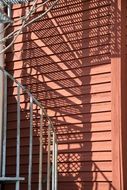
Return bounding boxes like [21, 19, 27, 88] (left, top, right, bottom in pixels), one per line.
[0, 1, 4, 181]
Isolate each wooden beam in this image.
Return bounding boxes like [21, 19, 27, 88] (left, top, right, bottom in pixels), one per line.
[121, 0, 127, 189]
[111, 0, 123, 189]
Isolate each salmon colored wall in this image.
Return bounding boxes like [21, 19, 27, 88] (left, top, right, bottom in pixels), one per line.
[4, 0, 124, 189]
[121, 0, 127, 189]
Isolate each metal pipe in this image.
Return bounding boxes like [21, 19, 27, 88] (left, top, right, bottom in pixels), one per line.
[55, 137, 58, 190]
[2, 72, 7, 177]
[16, 85, 21, 190]
[38, 108, 43, 190]
[0, 0, 4, 181]
[7, 4, 11, 18]
[52, 132, 55, 190]
[28, 96, 33, 190]
[0, 177, 25, 181]
[47, 122, 51, 190]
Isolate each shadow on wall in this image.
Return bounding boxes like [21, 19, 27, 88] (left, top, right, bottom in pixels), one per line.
[5, 0, 121, 190]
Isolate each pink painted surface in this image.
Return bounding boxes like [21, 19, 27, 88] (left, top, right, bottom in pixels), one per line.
[5, 0, 122, 189]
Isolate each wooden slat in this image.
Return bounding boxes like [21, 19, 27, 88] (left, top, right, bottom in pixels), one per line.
[11, 33, 110, 52]
[7, 73, 111, 86]
[7, 101, 111, 114]
[7, 131, 111, 144]
[7, 62, 111, 79]
[7, 73, 111, 94]
[58, 182, 114, 190]
[6, 161, 112, 174]
[6, 44, 110, 62]
[6, 151, 112, 165]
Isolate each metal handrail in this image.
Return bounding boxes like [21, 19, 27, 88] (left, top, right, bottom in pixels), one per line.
[0, 66, 58, 190]
[0, 66, 55, 131]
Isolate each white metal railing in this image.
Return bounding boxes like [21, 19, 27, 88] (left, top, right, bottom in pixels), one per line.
[0, 66, 58, 190]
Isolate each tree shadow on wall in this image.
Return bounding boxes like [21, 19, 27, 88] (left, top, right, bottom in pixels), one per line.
[5, 0, 121, 190]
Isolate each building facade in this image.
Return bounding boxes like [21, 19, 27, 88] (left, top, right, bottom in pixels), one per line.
[4, 0, 127, 189]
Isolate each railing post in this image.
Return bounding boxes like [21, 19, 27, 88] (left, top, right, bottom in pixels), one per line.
[52, 131, 55, 190]
[38, 108, 43, 190]
[2, 72, 7, 178]
[47, 121, 51, 190]
[0, 1, 4, 184]
[55, 135, 58, 190]
[28, 96, 33, 190]
[16, 85, 21, 190]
